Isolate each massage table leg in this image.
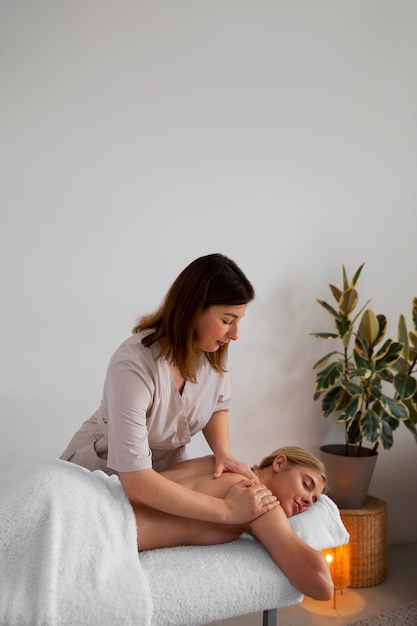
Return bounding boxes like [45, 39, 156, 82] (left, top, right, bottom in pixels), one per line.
[262, 608, 277, 626]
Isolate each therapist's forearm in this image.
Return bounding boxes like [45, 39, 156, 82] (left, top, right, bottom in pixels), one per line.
[203, 410, 231, 458]
[119, 466, 274, 526]
[120, 468, 231, 523]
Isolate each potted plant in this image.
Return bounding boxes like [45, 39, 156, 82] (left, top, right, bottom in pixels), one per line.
[311, 263, 417, 508]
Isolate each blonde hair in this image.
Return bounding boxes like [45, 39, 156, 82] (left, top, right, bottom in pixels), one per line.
[252, 446, 327, 488]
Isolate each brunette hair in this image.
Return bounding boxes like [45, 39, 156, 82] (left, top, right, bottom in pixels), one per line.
[133, 253, 255, 381]
[252, 446, 327, 489]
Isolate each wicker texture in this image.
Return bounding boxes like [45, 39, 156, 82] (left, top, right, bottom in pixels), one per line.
[340, 495, 387, 588]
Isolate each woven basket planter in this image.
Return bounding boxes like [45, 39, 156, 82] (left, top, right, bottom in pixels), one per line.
[340, 495, 387, 588]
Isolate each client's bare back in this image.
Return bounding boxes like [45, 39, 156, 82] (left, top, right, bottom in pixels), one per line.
[135, 457, 246, 551]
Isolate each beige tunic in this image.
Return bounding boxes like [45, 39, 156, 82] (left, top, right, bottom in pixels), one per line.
[60, 331, 231, 474]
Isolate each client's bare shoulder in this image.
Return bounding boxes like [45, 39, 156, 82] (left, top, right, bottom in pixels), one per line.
[162, 456, 246, 499]
[161, 455, 216, 480]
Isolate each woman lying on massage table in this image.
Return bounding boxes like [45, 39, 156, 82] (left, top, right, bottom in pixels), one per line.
[131, 446, 334, 601]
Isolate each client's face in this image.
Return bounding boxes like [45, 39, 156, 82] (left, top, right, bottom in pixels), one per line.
[271, 460, 325, 518]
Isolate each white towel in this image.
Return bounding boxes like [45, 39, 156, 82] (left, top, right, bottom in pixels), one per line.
[141, 493, 349, 625]
[0, 460, 152, 626]
[289, 492, 349, 548]
[0, 460, 348, 626]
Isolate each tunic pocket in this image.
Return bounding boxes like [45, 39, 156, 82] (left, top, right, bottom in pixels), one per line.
[66, 441, 112, 475]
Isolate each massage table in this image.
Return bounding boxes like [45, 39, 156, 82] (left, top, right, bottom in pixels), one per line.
[0, 460, 349, 625]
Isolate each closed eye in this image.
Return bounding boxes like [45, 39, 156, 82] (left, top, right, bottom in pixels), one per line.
[303, 481, 318, 503]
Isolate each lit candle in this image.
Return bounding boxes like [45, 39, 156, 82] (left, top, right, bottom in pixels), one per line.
[322, 544, 350, 589]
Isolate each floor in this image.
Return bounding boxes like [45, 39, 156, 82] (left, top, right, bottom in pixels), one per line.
[208, 542, 417, 626]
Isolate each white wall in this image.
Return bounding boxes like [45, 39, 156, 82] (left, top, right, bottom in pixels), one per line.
[1, 1, 416, 544]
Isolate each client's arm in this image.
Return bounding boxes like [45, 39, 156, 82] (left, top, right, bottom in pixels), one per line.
[249, 506, 334, 601]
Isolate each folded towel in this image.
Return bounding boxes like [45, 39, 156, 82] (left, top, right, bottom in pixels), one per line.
[289, 492, 349, 548]
[0, 460, 152, 626]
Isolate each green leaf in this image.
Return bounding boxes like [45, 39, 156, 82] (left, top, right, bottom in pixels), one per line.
[359, 409, 382, 443]
[317, 299, 339, 318]
[351, 299, 373, 327]
[339, 288, 358, 317]
[358, 309, 380, 345]
[354, 332, 370, 360]
[394, 373, 417, 400]
[351, 262, 366, 287]
[329, 284, 342, 304]
[380, 421, 394, 450]
[341, 327, 354, 350]
[380, 407, 400, 430]
[337, 412, 349, 423]
[374, 340, 403, 370]
[353, 349, 368, 370]
[345, 415, 363, 444]
[409, 347, 417, 362]
[344, 394, 362, 420]
[409, 331, 417, 350]
[334, 316, 351, 345]
[340, 380, 362, 395]
[321, 386, 345, 416]
[310, 332, 339, 340]
[370, 388, 383, 408]
[314, 362, 344, 392]
[350, 366, 372, 379]
[342, 265, 349, 291]
[380, 396, 409, 420]
[412, 297, 417, 333]
[369, 379, 383, 398]
[403, 396, 417, 424]
[312, 351, 340, 370]
[398, 314, 409, 360]
[375, 314, 388, 346]
[378, 368, 395, 383]
[403, 418, 417, 442]
[392, 355, 409, 375]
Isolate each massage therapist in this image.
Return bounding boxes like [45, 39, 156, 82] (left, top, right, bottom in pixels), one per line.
[60, 253, 278, 525]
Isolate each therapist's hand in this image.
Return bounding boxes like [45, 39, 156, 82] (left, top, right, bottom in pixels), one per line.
[223, 479, 279, 523]
[213, 454, 259, 483]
